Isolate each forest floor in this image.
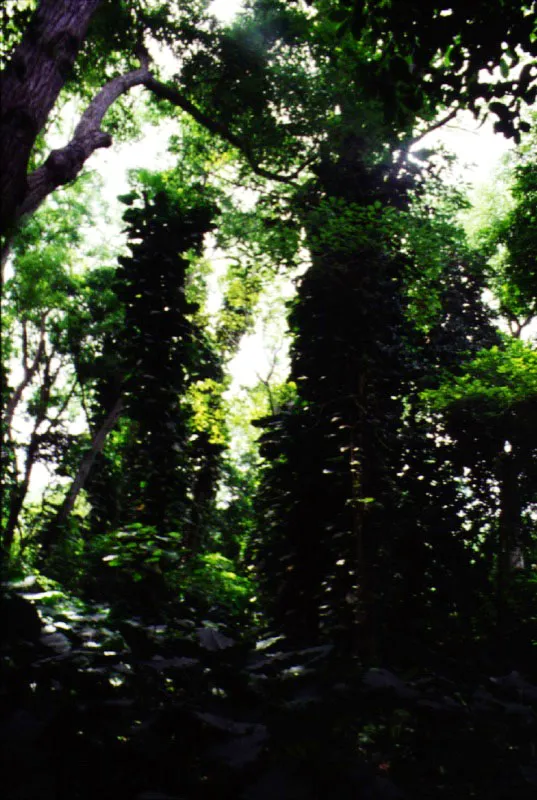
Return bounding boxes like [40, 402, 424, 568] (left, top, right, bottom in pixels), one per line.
[2, 577, 537, 800]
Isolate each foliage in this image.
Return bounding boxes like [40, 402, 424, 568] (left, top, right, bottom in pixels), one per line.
[0, 0, 36, 64]
[255, 146, 417, 651]
[495, 157, 537, 310]
[3, 581, 537, 799]
[94, 523, 181, 575]
[71, 179, 227, 551]
[3, 4, 537, 799]
[83, 523, 255, 623]
[314, 0, 537, 140]
[176, 552, 255, 619]
[464, 125, 537, 322]
[422, 338, 537, 414]
[1, 176, 108, 557]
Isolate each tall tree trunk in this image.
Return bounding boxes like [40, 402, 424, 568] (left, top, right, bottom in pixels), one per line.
[40, 395, 123, 556]
[184, 433, 221, 554]
[350, 376, 380, 663]
[0, 0, 102, 232]
[3, 429, 42, 555]
[2, 353, 54, 554]
[496, 444, 523, 633]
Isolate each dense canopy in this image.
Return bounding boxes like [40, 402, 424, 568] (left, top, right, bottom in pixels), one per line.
[1, 2, 537, 799]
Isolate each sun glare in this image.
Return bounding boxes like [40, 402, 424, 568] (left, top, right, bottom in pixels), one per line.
[209, 0, 244, 23]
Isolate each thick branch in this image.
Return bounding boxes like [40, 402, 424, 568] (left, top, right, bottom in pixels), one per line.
[18, 59, 151, 221]
[4, 27, 313, 231]
[0, 0, 103, 230]
[5, 30, 312, 230]
[507, 309, 535, 338]
[395, 107, 459, 167]
[143, 75, 311, 185]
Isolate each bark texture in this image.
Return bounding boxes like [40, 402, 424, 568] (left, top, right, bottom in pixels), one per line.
[0, 0, 102, 231]
[0, 0, 309, 243]
[19, 58, 151, 220]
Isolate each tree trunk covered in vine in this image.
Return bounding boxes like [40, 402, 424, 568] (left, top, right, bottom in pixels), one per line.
[496, 444, 524, 633]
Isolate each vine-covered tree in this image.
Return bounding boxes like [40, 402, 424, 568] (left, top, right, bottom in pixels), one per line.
[3, 5, 537, 800]
[39, 180, 226, 562]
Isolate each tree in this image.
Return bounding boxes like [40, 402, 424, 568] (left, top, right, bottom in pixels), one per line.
[1, 176, 101, 558]
[39, 178, 224, 558]
[312, 0, 537, 139]
[421, 127, 537, 618]
[0, 0, 296, 243]
[492, 139, 537, 326]
[2, 0, 536, 652]
[0, 0, 103, 230]
[422, 339, 537, 633]
[449, 129, 537, 630]
[2, 0, 535, 245]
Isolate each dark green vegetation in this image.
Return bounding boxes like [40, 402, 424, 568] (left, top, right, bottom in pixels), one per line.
[1, 1, 537, 798]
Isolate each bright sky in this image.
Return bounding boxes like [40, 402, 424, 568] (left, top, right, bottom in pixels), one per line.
[208, 0, 244, 23]
[418, 109, 513, 186]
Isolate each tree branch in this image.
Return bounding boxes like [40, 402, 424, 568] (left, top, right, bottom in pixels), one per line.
[43, 377, 77, 431]
[12, 47, 313, 227]
[17, 55, 151, 221]
[4, 312, 48, 440]
[508, 310, 536, 339]
[41, 393, 125, 554]
[408, 107, 459, 149]
[143, 75, 312, 186]
[2, 346, 54, 554]
[0, 0, 103, 231]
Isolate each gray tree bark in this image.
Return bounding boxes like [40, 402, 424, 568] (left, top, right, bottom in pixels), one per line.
[18, 57, 151, 220]
[0, 0, 305, 246]
[0, 0, 102, 232]
[2, 352, 55, 554]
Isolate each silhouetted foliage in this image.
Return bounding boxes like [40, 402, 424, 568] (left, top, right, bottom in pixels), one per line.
[2, 2, 537, 799]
